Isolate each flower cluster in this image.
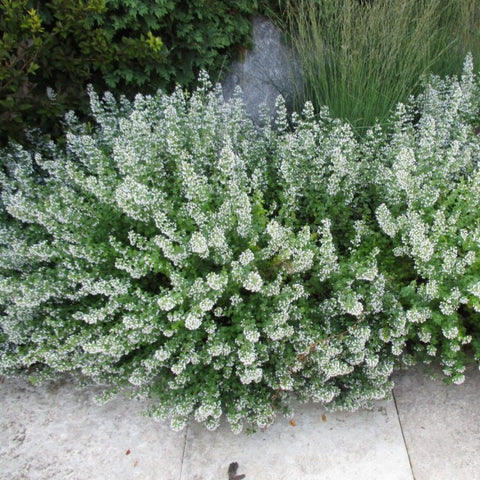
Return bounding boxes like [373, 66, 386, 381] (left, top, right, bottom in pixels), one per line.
[1, 56, 480, 432]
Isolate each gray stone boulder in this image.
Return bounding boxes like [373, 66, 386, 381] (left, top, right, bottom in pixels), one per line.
[221, 16, 301, 122]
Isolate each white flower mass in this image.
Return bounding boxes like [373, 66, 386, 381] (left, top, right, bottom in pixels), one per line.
[1, 56, 480, 432]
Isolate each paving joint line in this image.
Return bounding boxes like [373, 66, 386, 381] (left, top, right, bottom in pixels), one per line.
[392, 390, 416, 480]
[178, 425, 189, 480]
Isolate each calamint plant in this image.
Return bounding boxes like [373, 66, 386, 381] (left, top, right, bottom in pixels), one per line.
[1, 58, 480, 432]
[369, 57, 480, 383]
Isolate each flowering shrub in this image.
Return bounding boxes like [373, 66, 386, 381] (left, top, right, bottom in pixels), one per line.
[1, 58, 480, 432]
[369, 58, 480, 383]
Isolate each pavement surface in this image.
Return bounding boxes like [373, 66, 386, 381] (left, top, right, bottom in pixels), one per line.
[1, 363, 479, 480]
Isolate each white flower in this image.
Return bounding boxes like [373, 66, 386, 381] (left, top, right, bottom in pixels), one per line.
[206, 272, 227, 291]
[157, 295, 177, 311]
[239, 366, 263, 384]
[230, 294, 243, 306]
[469, 281, 480, 299]
[441, 247, 457, 275]
[239, 250, 255, 266]
[199, 298, 214, 312]
[238, 343, 257, 366]
[185, 312, 202, 330]
[242, 271, 263, 292]
[357, 265, 378, 282]
[190, 232, 209, 257]
[418, 326, 432, 343]
[316, 219, 339, 281]
[406, 308, 430, 324]
[338, 291, 364, 317]
[406, 212, 434, 262]
[154, 348, 171, 362]
[243, 326, 260, 343]
[46, 86, 57, 102]
[425, 280, 439, 300]
[442, 325, 459, 340]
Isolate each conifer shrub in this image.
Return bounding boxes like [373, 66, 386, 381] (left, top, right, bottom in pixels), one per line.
[1, 58, 480, 432]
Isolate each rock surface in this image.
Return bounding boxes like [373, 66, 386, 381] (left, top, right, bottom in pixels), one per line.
[221, 16, 301, 122]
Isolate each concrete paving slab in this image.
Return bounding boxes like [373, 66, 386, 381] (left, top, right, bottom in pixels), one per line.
[0, 377, 185, 480]
[181, 399, 413, 480]
[393, 363, 480, 480]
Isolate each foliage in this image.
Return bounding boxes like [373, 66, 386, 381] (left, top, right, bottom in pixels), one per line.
[370, 59, 480, 381]
[1, 59, 480, 432]
[0, 0, 52, 142]
[0, 0, 259, 145]
[270, 0, 480, 134]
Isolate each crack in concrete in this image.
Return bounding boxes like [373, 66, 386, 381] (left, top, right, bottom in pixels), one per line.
[178, 425, 189, 480]
[392, 391, 416, 480]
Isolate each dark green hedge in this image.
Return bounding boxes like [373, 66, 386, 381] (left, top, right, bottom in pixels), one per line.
[0, 0, 260, 145]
